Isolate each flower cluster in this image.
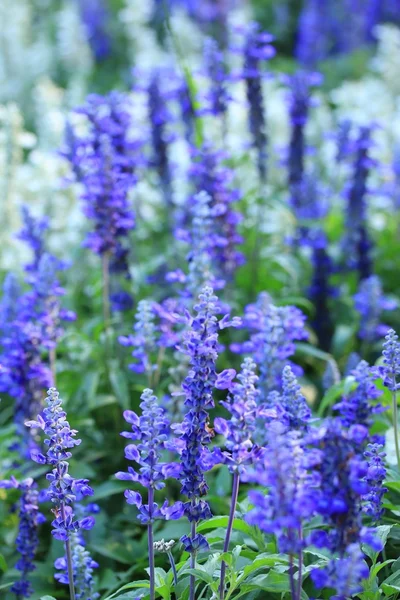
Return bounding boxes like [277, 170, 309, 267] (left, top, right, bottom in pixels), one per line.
[284, 70, 322, 214]
[335, 360, 384, 430]
[214, 357, 260, 474]
[307, 419, 382, 596]
[0, 210, 74, 453]
[171, 190, 223, 294]
[363, 443, 387, 522]
[0, 477, 45, 598]
[311, 542, 369, 600]
[116, 388, 182, 523]
[308, 231, 335, 351]
[18, 205, 49, 274]
[232, 292, 308, 398]
[354, 275, 396, 343]
[176, 287, 240, 551]
[55, 531, 100, 600]
[239, 23, 275, 181]
[77, 0, 111, 62]
[26, 388, 95, 540]
[247, 421, 318, 554]
[343, 125, 375, 279]
[379, 328, 400, 391]
[203, 37, 229, 123]
[267, 365, 312, 432]
[308, 419, 376, 553]
[66, 92, 138, 283]
[188, 144, 244, 281]
[119, 300, 158, 376]
[147, 69, 175, 208]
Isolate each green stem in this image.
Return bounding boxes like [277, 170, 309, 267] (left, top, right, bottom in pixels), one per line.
[49, 347, 57, 385]
[219, 472, 240, 600]
[148, 488, 155, 600]
[189, 520, 197, 600]
[167, 550, 178, 587]
[297, 528, 303, 600]
[61, 504, 76, 600]
[392, 385, 400, 471]
[102, 252, 111, 332]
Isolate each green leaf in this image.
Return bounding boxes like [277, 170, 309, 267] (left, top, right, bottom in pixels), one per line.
[296, 343, 333, 363]
[102, 580, 150, 600]
[197, 516, 255, 538]
[40, 597, 57, 600]
[0, 554, 7, 572]
[92, 480, 126, 501]
[184, 568, 214, 585]
[109, 361, 131, 410]
[241, 555, 289, 580]
[370, 559, 395, 579]
[362, 525, 392, 562]
[239, 571, 291, 593]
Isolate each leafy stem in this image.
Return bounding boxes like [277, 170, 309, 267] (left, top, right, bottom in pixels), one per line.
[219, 471, 240, 600]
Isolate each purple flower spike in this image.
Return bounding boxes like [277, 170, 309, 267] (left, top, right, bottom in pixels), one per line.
[116, 388, 182, 522]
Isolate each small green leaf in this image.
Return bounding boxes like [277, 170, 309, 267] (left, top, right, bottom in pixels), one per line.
[184, 568, 214, 585]
[102, 580, 150, 600]
[0, 554, 7, 572]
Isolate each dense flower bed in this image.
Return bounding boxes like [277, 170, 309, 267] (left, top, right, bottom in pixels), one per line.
[2, 2, 400, 600]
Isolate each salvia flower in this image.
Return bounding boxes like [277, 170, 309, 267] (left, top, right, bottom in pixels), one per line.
[171, 190, 224, 294]
[247, 422, 318, 554]
[55, 532, 100, 599]
[232, 292, 308, 398]
[334, 360, 384, 429]
[379, 328, 400, 392]
[311, 543, 369, 600]
[240, 22, 275, 182]
[0, 317, 52, 452]
[66, 92, 138, 283]
[203, 37, 229, 123]
[0, 273, 21, 336]
[354, 275, 396, 343]
[214, 357, 260, 474]
[147, 70, 175, 208]
[77, 0, 111, 62]
[0, 477, 45, 598]
[272, 365, 312, 432]
[26, 388, 95, 541]
[24, 252, 76, 350]
[308, 231, 335, 351]
[343, 125, 375, 279]
[177, 78, 196, 144]
[119, 300, 158, 376]
[188, 144, 244, 281]
[18, 205, 49, 273]
[336, 119, 353, 164]
[296, 0, 330, 66]
[116, 388, 182, 522]
[284, 70, 322, 209]
[363, 443, 387, 522]
[176, 287, 240, 551]
[307, 419, 378, 555]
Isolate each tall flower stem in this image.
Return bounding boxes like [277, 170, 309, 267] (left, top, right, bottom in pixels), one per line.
[289, 554, 297, 600]
[219, 472, 240, 600]
[391, 387, 400, 471]
[148, 488, 155, 600]
[61, 503, 76, 600]
[49, 347, 57, 385]
[102, 252, 111, 332]
[297, 527, 303, 600]
[166, 550, 178, 587]
[189, 519, 197, 600]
